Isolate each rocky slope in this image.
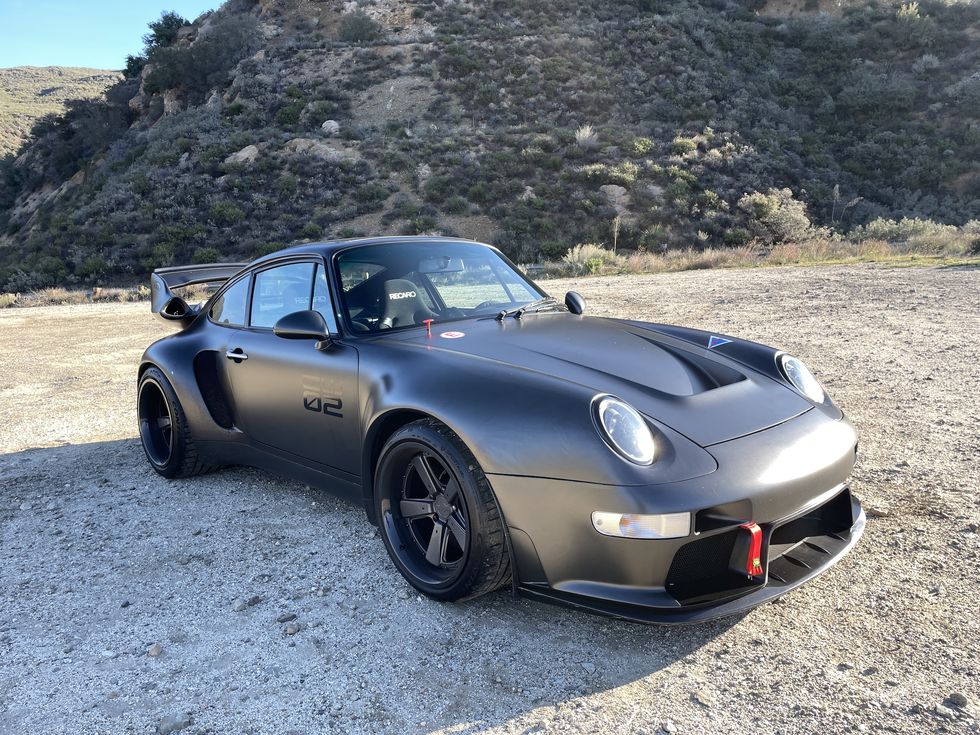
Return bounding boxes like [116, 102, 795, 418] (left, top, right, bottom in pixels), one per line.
[0, 0, 977, 289]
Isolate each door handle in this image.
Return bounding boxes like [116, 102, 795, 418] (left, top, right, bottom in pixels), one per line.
[225, 349, 248, 361]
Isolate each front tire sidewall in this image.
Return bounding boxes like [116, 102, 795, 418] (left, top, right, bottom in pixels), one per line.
[375, 424, 494, 601]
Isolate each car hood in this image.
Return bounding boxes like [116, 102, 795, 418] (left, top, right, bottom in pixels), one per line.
[378, 313, 811, 446]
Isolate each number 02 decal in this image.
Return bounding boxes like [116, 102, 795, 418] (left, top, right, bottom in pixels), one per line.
[303, 393, 343, 418]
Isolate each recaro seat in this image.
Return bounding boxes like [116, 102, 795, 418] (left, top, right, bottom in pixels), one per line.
[379, 279, 436, 329]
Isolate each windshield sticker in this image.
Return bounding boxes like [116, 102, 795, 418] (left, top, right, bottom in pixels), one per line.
[440, 331, 465, 339]
[707, 335, 733, 349]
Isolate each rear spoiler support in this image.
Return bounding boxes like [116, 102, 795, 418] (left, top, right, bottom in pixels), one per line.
[151, 262, 246, 325]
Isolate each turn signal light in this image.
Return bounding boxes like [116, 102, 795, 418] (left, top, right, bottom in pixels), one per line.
[591, 511, 691, 539]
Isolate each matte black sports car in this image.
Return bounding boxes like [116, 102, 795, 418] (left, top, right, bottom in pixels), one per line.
[139, 236, 864, 623]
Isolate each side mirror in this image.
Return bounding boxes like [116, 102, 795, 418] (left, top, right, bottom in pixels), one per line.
[273, 310, 331, 348]
[565, 291, 586, 315]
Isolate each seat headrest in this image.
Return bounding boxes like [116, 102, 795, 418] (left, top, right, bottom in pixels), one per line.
[380, 279, 434, 329]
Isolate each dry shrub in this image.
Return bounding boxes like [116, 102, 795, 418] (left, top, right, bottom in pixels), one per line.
[562, 243, 624, 274]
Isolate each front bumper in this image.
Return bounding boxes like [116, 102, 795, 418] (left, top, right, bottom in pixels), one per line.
[489, 409, 864, 624]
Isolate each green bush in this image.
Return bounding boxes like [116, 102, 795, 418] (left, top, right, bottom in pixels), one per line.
[737, 189, 816, 246]
[671, 136, 698, 155]
[209, 202, 246, 226]
[631, 137, 654, 156]
[299, 222, 324, 240]
[77, 255, 108, 281]
[192, 247, 221, 264]
[275, 101, 305, 127]
[339, 12, 381, 43]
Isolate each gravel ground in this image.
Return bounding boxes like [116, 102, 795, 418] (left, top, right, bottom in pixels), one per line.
[0, 264, 978, 735]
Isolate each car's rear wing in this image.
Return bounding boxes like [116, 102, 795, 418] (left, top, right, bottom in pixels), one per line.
[150, 262, 246, 325]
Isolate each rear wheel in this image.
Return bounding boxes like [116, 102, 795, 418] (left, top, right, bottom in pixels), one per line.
[375, 420, 510, 600]
[138, 366, 215, 478]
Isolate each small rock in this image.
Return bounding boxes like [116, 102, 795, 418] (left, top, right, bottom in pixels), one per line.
[581, 662, 597, 675]
[247, 595, 263, 607]
[157, 712, 193, 734]
[321, 119, 340, 136]
[861, 666, 879, 676]
[661, 719, 677, 733]
[397, 589, 411, 600]
[224, 144, 259, 166]
[693, 689, 715, 707]
[934, 704, 957, 720]
[192, 528, 202, 536]
[285, 622, 300, 636]
[866, 506, 891, 519]
[948, 692, 968, 708]
[19, 502, 31, 511]
[231, 598, 248, 612]
[120, 600, 130, 608]
[148, 643, 163, 658]
[276, 612, 297, 624]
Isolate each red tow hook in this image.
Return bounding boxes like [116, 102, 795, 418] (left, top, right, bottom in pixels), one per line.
[740, 522, 764, 577]
[422, 319, 433, 338]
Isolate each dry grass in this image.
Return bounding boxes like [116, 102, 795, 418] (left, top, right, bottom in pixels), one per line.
[537, 238, 980, 279]
[0, 286, 149, 309]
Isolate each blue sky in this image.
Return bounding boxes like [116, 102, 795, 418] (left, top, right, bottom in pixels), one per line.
[0, 1, 219, 69]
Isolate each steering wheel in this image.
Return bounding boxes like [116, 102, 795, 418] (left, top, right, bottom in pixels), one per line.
[473, 300, 502, 311]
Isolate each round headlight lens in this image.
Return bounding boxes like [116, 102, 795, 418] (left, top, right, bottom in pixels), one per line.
[594, 395, 656, 465]
[779, 354, 825, 404]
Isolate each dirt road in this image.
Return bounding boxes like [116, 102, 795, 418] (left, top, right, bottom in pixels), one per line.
[1, 264, 978, 734]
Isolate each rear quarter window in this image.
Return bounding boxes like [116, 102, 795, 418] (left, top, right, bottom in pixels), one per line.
[209, 277, 249, 326]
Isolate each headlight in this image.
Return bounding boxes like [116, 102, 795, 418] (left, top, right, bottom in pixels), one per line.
[592, 395, 656, 465]
[778, 354, 825, 404]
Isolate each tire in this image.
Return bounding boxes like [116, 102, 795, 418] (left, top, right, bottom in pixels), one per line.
[375, 419, 511, 601]
[137, 366, 216, 479]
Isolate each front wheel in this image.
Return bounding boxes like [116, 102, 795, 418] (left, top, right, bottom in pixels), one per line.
[375, 420, 511, 600]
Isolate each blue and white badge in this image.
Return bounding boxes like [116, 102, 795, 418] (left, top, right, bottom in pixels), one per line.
[707, 335, 733, 349]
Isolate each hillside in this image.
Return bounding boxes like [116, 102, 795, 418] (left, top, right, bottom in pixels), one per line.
[0, 66, 121, 157]
[0, 0, 978, 290]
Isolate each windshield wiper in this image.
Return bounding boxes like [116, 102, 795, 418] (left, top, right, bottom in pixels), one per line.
[495, 296, 560, 321]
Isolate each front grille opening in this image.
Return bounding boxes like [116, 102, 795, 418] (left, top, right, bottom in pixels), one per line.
[665, 529, 762, 606]
[770, 487, 854, 548]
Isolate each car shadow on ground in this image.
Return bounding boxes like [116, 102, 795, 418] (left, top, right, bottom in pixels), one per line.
[0, 439, 743, 733]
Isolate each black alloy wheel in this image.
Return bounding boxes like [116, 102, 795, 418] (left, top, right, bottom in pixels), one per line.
[375, 420, 510, 600]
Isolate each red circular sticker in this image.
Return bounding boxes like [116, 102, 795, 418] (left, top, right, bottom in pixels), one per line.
[440, 331, 465, 339]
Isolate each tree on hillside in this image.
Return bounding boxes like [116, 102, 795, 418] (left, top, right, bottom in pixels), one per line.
[123, 11, 190, 79]
[144, 11, 190, 51]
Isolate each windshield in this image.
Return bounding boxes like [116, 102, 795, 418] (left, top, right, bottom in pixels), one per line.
[335, 241, 545, 333]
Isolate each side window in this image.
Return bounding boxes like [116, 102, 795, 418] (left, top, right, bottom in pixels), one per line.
[313, 264, 332, 324]
[209, 276, 249, 327]
[250, 262, 315, 329]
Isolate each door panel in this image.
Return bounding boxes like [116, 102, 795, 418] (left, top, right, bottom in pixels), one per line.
[222, 331, 360, 475]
